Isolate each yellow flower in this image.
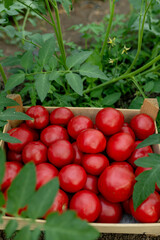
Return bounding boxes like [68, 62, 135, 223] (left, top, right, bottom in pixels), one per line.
[109, 58, 114, 64]
[108, 37, 116, 47]
[122, 45, 130, 54]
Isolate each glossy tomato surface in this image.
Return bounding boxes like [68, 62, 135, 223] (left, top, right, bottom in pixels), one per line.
[19, 122, 39, 141]
[98, 165, 135, 203]
[95, 108, 124, 136]
[77, 129, 106, 154]
[72, 142, 83, 165]
[50, 107, 74, 126]
[7, 151, 22, 162]
[83, 175, 99, 194]
[70, 190, 101, 222]
[119, 124, 135, 140]
[110, 162, 133, 173]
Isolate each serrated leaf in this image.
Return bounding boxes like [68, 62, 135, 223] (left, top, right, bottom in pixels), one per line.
[45, 211, 99, 240]
[5, 220, 18, 239]
[49, 71, 60, 82]
[66, 51, 92, 69]
[21, 51, 33, 71]
[0, 133, 21, 143]
[4, 73, 25, 92]
[0, 148, 5, 186]
[31, 228, 41, 240]
[26, 178, 59, 219]
[3, 25, 16, 38]
[135, 153, 160, 168]
[0, 192, 5, 207]
[0, 108, 32, 121]
[136, 134, 160, 149]
[66, 73, 83, 96]
[79, 63, 107, 80]
[143, 81, 154, 92]
[14, 225, 31, 240]
[61, 0, 72, 14]
[7, 163, 36, 215]
[28, 33, 44, 46]
[4, 0, 13, 9]
[49, 56, 57, 70]
[102, 92, 121, 106]
[0, 121, 7, 127]
[1, 56, 20, 67]
[35, 74, 50, 102]
[38, 38, 56, 66]
[0, 96, 19, 107]
[128, 96, 143, 109]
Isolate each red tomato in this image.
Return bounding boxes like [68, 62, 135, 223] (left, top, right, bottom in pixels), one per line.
[1, 162, 22, 191]
[40, 125, 69, 147]
[82, 153, 109, 175]
[130, 192, 160, 223]
[135, 167, 152, 177]
[70, 190, 101, 222]
[43, 189, 69, 219]
[98, 165, 135, 203]
[72, 142, 83, 165]
[67, 115, 93, 139]
[83, 175, 99, 194]
[97, 195, 122, 223]
[25, 105, 49, 129]
[48, 140, 74, 168]
[19, 122, 39, 141]
[36, 163, 59, 190]
[77, 129, 106, 154]
[130, 113, 155, 140]
[50, 107, 74, 126]
[7, 127, 33, 153]
[122, 198, 131, 215]
[22, 141, 47, 165]
[128, 141, 153, 168]
[106, 132, 135, 161]
[59, 164, 87, 193]
[119, 124, 135, 140]
[111, 162, 134, 173]
[7, 151, 22, 162]
[95, 108, 124, 136]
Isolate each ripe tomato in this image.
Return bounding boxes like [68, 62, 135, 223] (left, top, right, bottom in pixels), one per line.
[95, 108, 124, 136]
[119, 123, 135, 140]
[48, 140, 74, 168]
[135, 167, 152, 177]
[98, 165, 135, 203]
[122, 198, 131, 215]
[36, 163, 59, 190]
[7, 127, 33, 153]
[43, 189, 69, 219]
[67, 115, 93, 139]
[22, 141, 47, 165]
[70, 190, 101, 222]
[83, 175, 99, 194]
[130, 113, 155, 140]
[77, 129, 106, 154]
[19, 122, 39, 141]
[72, 142, 83, 165]
[106, 132, 135, 161]
[59, 164, 87, 193]
[7, 151, 22, 162]
[128, 141, 153, 168]
[97, 195, 122, 223]
[130, 192, 160, 223]
[1, 162, 22, 191]
[50, 107, 74, 126]
[40, 125, 69, 147]
[111, 162, 133, 173]
[82, 153, 109, 175]
[25, 105, 49, 129]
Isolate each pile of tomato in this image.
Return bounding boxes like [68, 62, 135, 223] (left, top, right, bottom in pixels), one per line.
[2, 106, 160, 223]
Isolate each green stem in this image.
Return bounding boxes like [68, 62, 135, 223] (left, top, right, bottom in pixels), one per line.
[100, 0, 115, 58]
[131, 77, 146, 98]
[13, 16, 20, 32]
[22, 8, 30, 45]
[0, 63, 7, 85]
[21, 38, 42, 48]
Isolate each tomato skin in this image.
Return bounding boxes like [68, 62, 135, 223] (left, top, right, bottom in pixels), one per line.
[98, 165, 135, 203]
[36, 163, 59, 190]
[119, 124, 135, 140]
[82, 153, 109, 176]
[48, 140, 74, 168]
[95, 108, 124, 136]
[130, 113, 155, 140]
[22, 141, 47, 165]
[7, 151, 22, 162]
[130, 192, 160, 223]
[67, 115, 93, 139]
[106, 132, 135, 161]
[25, 105, 49, 129]
[135, 167, 152, 177]
[72, 142, 83, 165]
[97, 195, 122, 223]
[111, 162, 133, 173]
[77, 129, 106, 154]
[1, 162, 22, 191]
[122, 198, 131, 215]
[50, 107, 74, 126]
[7, 127, 33, 153]
[43, 189, 69, 219]
[70, 190, 101, 222]
[19, 122, 39, 141]
[59, 164, 87, 193]
[40, 125, 69, 147]
[83, 175, 99, 194]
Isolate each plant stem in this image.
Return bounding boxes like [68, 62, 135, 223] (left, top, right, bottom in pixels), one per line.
[0, 64, 7, 85]
[21, 38, 42, 48]
[131, 77, 146, 98]
[22, 8, 30, 45]
[13, 16, 20, 32]
[100, 0, 115, 58]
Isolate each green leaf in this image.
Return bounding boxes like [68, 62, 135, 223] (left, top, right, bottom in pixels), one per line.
[129, 96, 143, 109]
[35, 74, 50, 102]
[135, 153, 160, 168]
[143, 81, 154, 92]
[0, 192, 5, 207]
[38, 38, 56, 66]
[4, 73, 25, 92]
[49, 56, 57, 70]
[7, 163, 36, 214]
[66, 73, 83, 96]
[1, 56, 20, 67]
[66, 51, 92, 69]
[26, 178, 59, 219]
[21, 51, 33, 71]
[31, 228, 41, 240]
[3, 25, 16, 38]
[61, 0, 72, 14]
[14, 225, 31, 240]
[0, 133, 21, 143]
[0, 121, 7, 128]
[102, 92, 121, 106]
[45, 211, 99, 240]
[79, 63, 108, 80]
[0, 108, 32, 121]
[0, 148, 5, 186]
[5, 220, 18, 239]
[4, 0, 13, 9]
[0, 96, 19, 107]
[49, 71, 60, 82]
[136, 134, 160, 149]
